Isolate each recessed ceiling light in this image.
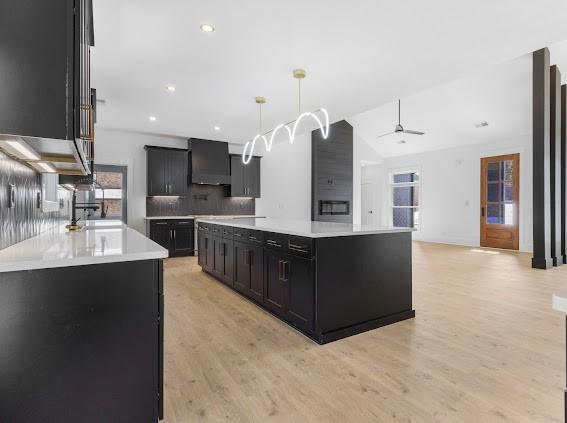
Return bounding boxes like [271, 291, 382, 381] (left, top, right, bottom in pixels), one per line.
[397, 140, 407, 144]
[200, 23, 215, 33]
[214, 126, 220, 131]
[166, 85, 176, 92]
[149, 116, 157, 122]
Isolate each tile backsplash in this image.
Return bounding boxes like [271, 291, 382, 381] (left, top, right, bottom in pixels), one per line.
[0, 150, 69, 250]
[146, 184, 255, 216]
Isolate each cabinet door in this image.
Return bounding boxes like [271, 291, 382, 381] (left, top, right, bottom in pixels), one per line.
[286, 255, 314, 333]
[167, 149, 188, 196]
[171, 221, 193, 257]
[205, 235, 215, 272]
[213, 237, 224, 276]
[248, 245, 264, 303]
[233, 242, 250, 295]
[263, 251, 287, 316]
[147, 148, 169, 196]
[150, 222, 171, 253]
[197, 232, 206, 267]
[246, 157, 261, 198]
[222, 239, 234, 285]
[230, 155, 246, 197]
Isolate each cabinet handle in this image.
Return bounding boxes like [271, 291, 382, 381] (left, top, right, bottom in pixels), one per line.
[288, 243, 308, 253]
[267, 239, 282, 248]
[278, 260, 283, 281]
[283, 261, 290, 282]
[172, 229, 176, 239]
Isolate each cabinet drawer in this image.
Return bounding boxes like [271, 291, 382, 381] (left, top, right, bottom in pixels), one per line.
[171, 220, 194, 227]
[219, 225, 234, 239]
[264, 232, 288, 250]
[248, 230, 264, 245]
[151, 220, 170, 227]
[287, 236, 313, 258]
[233, 227, 249, 240]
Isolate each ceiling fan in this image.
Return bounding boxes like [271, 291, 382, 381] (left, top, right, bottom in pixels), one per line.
[377, 99, 425, 138]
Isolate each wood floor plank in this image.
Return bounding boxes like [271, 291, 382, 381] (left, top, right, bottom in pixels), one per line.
[162, 241, 565, 422]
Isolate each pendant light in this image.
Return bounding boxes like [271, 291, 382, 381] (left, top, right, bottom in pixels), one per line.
[242, 69, 329, 164]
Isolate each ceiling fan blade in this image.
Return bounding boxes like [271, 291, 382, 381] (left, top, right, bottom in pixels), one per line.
[402, 129, 425, 136]
[376, 131, 396, 139]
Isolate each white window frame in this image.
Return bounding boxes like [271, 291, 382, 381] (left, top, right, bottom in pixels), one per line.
[389, 168, 421, 231]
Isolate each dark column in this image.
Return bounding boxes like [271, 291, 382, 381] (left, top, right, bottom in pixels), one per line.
[551, 65, 562, 266]
[532, 48, 553, 269]
[562, 85, 567, 264]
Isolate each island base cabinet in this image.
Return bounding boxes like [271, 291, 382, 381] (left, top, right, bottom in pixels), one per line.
[264, 251, 314, 333]
[234, 241, 263, 303]
[214, 237, 234, 286]
[0, 260, 164, 423]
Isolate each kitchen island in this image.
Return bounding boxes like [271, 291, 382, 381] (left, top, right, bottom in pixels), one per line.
[0, 221, 167, 423]
[196, 218, 415, 344]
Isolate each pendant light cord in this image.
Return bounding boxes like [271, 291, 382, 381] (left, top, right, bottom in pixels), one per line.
[298, 78, 302, 114]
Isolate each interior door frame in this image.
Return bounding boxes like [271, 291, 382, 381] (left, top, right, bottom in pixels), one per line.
[480, 153, 520, 250]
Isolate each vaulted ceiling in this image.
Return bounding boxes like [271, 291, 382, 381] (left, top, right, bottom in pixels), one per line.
[92, 0, 567, 145]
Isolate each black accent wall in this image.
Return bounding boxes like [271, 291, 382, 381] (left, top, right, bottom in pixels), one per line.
[146, 184, 255, 217]
[0, 151, 69, 250]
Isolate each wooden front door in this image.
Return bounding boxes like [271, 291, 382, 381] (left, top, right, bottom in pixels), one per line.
[480, 154, 520, 250]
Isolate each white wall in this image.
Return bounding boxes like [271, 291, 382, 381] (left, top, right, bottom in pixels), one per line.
[255, 133, 311, 220]
[256, 127, 384, 222]
[374, 137, 532, 252]
[95, 127, 248, 233]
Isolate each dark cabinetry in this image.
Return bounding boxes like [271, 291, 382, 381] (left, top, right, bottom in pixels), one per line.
[264, 246, 314, 332]
[148, 219, 194, 257]
[234, 241, 264, 302]
[229, 155, 261, 198]
[0, 0, 95, 173]
[146, 147, 188, 196]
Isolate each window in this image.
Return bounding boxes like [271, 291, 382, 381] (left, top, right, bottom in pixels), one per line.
[390, 170, 420, 229]
[86, 164, 128, 223]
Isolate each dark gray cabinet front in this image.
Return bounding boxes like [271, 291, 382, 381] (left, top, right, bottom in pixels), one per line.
[233, 241, 263, 302]
[264, 251, 287, 317]
[214, 237, 234, 285]
[146, 147, 188, 196]
[149, 220, 194, 257]
[0, 0, 93, 143]
[229, 155, 261, 198]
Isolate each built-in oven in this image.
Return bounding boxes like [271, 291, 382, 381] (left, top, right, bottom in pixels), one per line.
[319, 200, 350, 216]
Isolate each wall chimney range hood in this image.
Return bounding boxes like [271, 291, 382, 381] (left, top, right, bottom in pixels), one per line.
[188, 138, 231, 185]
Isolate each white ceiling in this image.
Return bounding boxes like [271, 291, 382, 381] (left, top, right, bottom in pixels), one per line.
[92, 0, 567, 145]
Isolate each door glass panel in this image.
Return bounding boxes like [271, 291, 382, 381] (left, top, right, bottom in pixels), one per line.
[487, 162, 500, 181]
[393, 186, 419, 206]
[485, 159, 514, 225]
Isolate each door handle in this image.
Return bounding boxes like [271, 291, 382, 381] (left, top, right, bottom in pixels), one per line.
[481, 207, 485, 217]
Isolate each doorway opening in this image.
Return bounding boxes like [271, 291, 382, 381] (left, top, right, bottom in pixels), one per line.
[87, 164, 128, 223]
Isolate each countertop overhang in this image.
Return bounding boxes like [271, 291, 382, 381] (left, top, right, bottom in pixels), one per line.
[144, 215, 262, 220]
[0, 220, 168, 273]
[196, 217, 414, 238]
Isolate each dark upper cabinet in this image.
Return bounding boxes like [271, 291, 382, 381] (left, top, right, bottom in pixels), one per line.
[229, 155, 261, 198]
[146, 147, 188, 196]
[0, 0, 95, 173]
[148, 219, 194, 257]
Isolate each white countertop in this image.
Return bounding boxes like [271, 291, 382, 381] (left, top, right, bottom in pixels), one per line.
[552, 292, 567, 313]
[196, 217, 414, 238]
[144, 215, 262, 220]
[0, 220, 168, 273]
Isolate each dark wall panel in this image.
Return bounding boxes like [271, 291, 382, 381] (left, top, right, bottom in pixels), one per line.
[0, 151, 68, 250]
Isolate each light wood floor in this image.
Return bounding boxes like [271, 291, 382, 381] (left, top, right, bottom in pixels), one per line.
[162, 242, 566, 422]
